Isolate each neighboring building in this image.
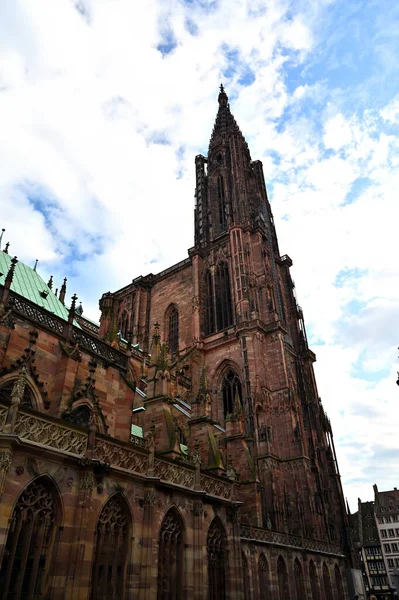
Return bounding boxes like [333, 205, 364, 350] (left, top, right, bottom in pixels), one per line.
[0, 87, 359, 599]
[349, 499, 393, 599]
[374, 485, 399, 596]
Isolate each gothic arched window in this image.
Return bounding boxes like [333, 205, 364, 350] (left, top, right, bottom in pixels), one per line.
[217, 175, 227, 232]
[157, 509, 184, 600]
[63, 404, 91, 428]
[334, 565, 344, 599]
[118, 310, 129, 340]
[0, 478, 59, 599]
[207, 518, 227, 600]
[309, 560, 320, 600]
[215, 262, 232, 331]
[322, 563, 334, 600]
[294, 559, 306, 599]
[0, 379, 35, 408]
[90, 494, 130, 600]
[168, 307, 179, 355]
[258, 554, 270, 599]
[204, 270, 215, 336]
[277, 556, 290, 600]
[242, 552, 250, 600]
[222, 369, 242, 418]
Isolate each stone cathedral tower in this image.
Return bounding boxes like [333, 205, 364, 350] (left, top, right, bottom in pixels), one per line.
[0, 87, 360, 599]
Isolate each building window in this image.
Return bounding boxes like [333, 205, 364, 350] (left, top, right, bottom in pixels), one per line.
[382, 530, 388, 538]
[90, 494, 129, 600]
[118, 310, 129, 340]
[294, 559, 306, 599]
[388, 529, 395, 537]
[258, 554, 270, 600]
[0, 478, 59, 599]
[242, 553, 250, 600]
[157, 509, 184, 600]
[217, 175, 227, 232]
[168, 307, 179, 355]
[0, 379, 35, 408]
[207, 518, 227, 600]
[277, 556, 290, 600]
[323, 563, 334, 600]
[309, 560, 320, 600]
[222, 369, 242, 418]
[215, 262, 232, 331]
[335, 565, 344, 599]
[384, 543, 391, 553]
[396, 528, 399, 535]
[378, 517, 384, 524]
[392, 543, 398, 552]
[388, 559, 395, 568]
[204, 270, 215, 336]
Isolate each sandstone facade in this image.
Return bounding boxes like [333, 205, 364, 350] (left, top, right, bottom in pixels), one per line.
[0, 87, 353, 599]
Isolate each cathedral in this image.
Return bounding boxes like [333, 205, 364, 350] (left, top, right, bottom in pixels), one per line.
[0, 86, 360, 599]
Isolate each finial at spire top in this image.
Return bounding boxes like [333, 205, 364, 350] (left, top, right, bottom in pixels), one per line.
[4, 242, 9, 254]
[218, 83, 228, 106]
[0, 229, 5, 247]
[33, 259, 38, 272]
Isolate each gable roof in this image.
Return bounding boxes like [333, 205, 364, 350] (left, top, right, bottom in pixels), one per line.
[0, 251, 75, 323]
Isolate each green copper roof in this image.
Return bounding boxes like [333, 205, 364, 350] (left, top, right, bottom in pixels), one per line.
[131, 424, 143, 438]
[0, 251, 76, 323]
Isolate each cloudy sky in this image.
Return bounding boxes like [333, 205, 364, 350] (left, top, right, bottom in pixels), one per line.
[1, 0, 398, 509]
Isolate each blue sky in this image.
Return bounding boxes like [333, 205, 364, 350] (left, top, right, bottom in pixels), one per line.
[0, 0, 398, 507]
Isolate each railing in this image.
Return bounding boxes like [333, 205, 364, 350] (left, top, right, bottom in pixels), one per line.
[0, 400, 233, 499]
[0, 403, 88, 456]
[75, 314, 100, 334]
[240, 524, 344, 556]
[9, 291, 129, 370]
[71, 328, 128, 370]
[13, 296, 65, 334]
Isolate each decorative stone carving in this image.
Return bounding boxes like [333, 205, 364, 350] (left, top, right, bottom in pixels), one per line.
[192, 502, 204, 516]
[144, 489, 156, 506]
[154, 460, 195, 488]
[14, 412, 88, 455]
[93, 439, 148, 474]
[0, 405, 7, 429]
[0, 448, 12, 472]
[200, 474, 231, 499]
[79, 471, 95, 492]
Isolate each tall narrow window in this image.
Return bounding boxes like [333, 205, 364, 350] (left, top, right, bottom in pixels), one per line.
[215, 262, 232, 331]
[277, 556, 290, 600]
[242, 552, 251, 600]
[157, 509, 184, 600]
[0, 478, 59, 600]
[217, 175, 227, 232]
[204, 270, 215, 336]
[90, 494, 129, 600]
[322, 563, 334, 600]
[168, 307, 179, 354]
[118, 311, 129, 340]
[222, 369, 242, 418]
[334, 565, 344, 599]
[309, 561, 320, 600]
[294, 559, 305, 600]
[258, 554, 270, 600]
[207, 518, 227, 600]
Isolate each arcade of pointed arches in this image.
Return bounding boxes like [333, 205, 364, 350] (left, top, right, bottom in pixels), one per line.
[0, 476, 346, 600]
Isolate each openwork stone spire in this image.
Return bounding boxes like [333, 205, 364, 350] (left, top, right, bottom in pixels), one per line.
[208, 85, 251, 161]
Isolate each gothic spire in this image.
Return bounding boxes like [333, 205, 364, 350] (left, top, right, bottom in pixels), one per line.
[208, 85, 251, 160]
